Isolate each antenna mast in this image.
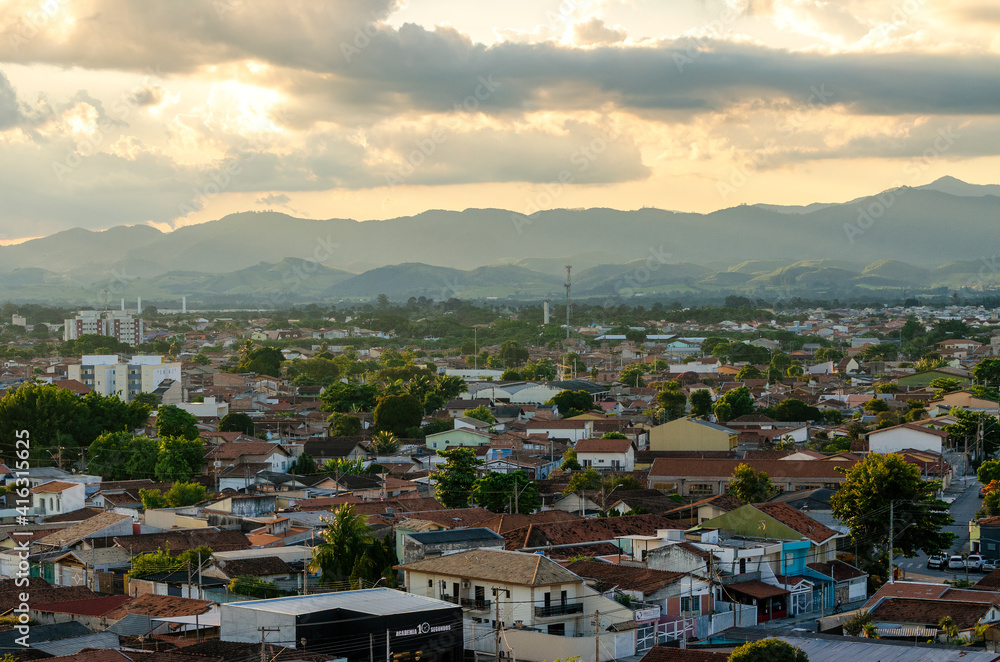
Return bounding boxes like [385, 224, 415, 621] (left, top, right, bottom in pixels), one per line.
[564, 265, 572, 340]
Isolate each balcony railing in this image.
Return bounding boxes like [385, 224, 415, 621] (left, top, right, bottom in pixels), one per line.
[534, 603, 584, 617]
[440, 595, 459, 604]
[461, 598, 492, 610]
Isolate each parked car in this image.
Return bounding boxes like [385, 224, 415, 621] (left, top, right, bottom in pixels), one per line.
[948, 555, 966, 570]
[982, 560, 998, 572]
[927, 554, 946, 569]
[967, 554, 985, 571]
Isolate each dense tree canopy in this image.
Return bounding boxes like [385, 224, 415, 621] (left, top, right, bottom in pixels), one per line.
[472, 472, 541, 514]
[547, 390, 597, 418]
[154, 437, 205, 482]
[87, 432, 160, 480]
[320, 382, 380, 413]
[434, 447, 484, 508]
[373, 393, 423, 436]
[727, 464, 772, 503]
[831, 453, 955, 573]
[689, 389, 713, 417]
[218, 412, 255, 436]
[155, 405, 200, 440]
[728, 639, 808, 662]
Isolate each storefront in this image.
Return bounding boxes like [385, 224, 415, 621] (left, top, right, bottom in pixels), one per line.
[221, 588, 464, 662]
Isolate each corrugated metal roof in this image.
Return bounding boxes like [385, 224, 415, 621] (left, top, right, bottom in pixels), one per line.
[106, 613, 154, 636]
[32, 632, 120, 656]
[224, 587, 458, 616]
[407, 527, 505, 545]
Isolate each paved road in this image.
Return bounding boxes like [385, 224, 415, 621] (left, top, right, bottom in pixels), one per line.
[896, 476, 984, 582]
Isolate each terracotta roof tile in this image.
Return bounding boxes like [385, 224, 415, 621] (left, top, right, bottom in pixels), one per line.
[397, 548, 580, 586]
[871, 597, 992, 630]
[32, 594, 132, 616]
[30, 481, 79, 494]
[104, 593, 212, 620]
[574, 438, 633, 453]
[751, 502, 839, 544]
[566, 560, 684, 595]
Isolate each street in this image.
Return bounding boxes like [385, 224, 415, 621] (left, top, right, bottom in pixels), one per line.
[896, 476, 984, 583]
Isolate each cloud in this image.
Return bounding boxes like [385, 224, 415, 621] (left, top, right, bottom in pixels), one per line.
[255, 193, 292, 206]
[0, 71, 23, 129]
[572, 18, 627, 45]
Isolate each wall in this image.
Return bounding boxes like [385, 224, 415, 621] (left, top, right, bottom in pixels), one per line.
[649, 419, 734, 452]
[466, 622, 635, 662]
[868, 428, 943, 455]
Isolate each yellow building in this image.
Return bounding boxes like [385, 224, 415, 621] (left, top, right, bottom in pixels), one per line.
[648, 417, 737, 453]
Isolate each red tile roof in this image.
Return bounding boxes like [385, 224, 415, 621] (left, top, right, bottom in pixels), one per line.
[871, 597, 992, 629]
[751, 502, 839, 544]
[574, 438, 633, 453]
[32, 594, 132, 616]
[105, 593, 212, 620]
[649, 458, 855, 481]
[725, 580, 790, 600]
[566, 560, 684, 595]
[30, 481, 79, 494]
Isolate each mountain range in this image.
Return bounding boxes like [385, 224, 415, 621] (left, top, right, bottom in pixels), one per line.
[1, 176, 998, 306]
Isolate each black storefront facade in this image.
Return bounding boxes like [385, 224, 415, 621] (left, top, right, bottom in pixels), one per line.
[221, 588, 464, 662]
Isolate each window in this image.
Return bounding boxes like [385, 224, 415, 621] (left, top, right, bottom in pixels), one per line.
[689, 483, 714, 496]
[548, 623, 565, 636]
[681, 597, 700, 615]
[428, 579, 433, 587]
[652, 482, 678, 492]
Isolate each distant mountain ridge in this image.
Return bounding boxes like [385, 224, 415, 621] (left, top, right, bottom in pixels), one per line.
[1, 176, 998, 304]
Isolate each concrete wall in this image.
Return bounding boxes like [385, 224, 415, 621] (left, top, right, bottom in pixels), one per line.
[649, 418, 735, 452]
[220, 603, 297, 645]
[466, 622, 635, 662]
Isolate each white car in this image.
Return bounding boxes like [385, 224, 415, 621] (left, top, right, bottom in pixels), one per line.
[968, 554, 986, 571]
[948, 555, 966, 570]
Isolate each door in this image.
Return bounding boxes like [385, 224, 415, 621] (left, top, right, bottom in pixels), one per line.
[453, 582, 460, 603]
[475, 585, 485, 608]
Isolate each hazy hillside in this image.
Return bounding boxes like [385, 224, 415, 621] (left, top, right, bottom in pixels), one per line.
[1, 177, 998, 304]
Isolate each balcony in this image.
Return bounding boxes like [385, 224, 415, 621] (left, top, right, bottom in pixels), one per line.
[534, 603, 584, 617]
[461, 598, 492, 611]
[439, 595, 459, 605]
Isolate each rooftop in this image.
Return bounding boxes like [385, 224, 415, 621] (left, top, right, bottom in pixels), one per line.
[397, 548, 582, 586]
[224, 587, 458, 616]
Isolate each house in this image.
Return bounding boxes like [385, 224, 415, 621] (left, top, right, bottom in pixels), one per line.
[425, 428, 493, 451]
[204, 440, 292, 475]
[400, 528, 506, 564]
[31, 482, 86, 519]
[446, 399, 492, 418]
[806, 560, 868, 604]
[869, 597, 1000, 641]
[302, 437, 367, 462]
[897, 368, 973, 389]
[648, 418, 737, 453]
[700, 503, 842, 566]
[203, 555, 295, 583]
[867, 423, 948, 455]
[573, 438, 635, 472]
[648, 458, 854, 497]
[396, 548, 631, 641]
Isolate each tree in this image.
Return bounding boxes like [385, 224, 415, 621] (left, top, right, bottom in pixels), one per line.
[863, 398, 889, 414]
[139, 488, 168, 509]
[321, 458, 377, 475]
[0, 382, 91, 461]
[728, 639, 808, 661]
[164, 481, 207, 506]
[373, 393, 423, 436]
[329, 413, 363, 436]
[831, 453, 955, 576]
[736, 365, 763, 381]
[946, 409, 1000, 457]
[769, 398, 821, 422]
[560, 449, 582, 471]
[787, 365, 804, 377]
[131, 391, 160, 412]
[309, 504, 372, 584]
[155, 405, 200, 440]
[370, 430, 400, 456]
[728, 464, 773, 503]
[320, 382, 379, 413]
[472, 471, 541, 514]
[218, 412, 255, 436]
[289, 453, 316, 475]
[286, 357, 342, 386]
[501, 368, 522, 381]
[979, 460, 1000, 485]
[715, 386, 754, 421]
[656, 381, 687, 420]
[547, 390, 596, 418]
[192, 353, 210, 365]
[87, 432, 160, 481]
[975, 358, 1000, 387]
[465, 405, 497, 424]
[154, 437, 205, 482]
[690, 389, 713, 417]
[564, 467, 602, 493]
[713, 401, 733, 423]
[497, 341, 529, 368]
[237, 346, 284, 376]
[229, 576, 281, 599]
[619, 364, 645, 388]
[601, 431, 628, 439]
[434, 447, 484, 508]
[930, 377, 964, 396]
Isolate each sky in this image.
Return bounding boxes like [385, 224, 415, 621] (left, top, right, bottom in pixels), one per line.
[0, 0, 998, 243]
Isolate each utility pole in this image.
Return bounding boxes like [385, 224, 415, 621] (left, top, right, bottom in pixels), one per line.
[889, 500, 894, 585]
[494, 588, 502, 662]
[593, 609, 600, 662]
[258, 626, 280, 662]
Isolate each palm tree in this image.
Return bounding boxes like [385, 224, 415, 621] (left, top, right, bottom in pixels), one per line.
[237, 338, 255, 359]
[370, 430, 400, 456]
[309, 504, 371, 585]
[938, 615, 958, 641]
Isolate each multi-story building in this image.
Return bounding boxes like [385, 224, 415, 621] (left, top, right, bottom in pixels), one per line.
[63, 310, 144, 346]
[68, 354, 181, 402]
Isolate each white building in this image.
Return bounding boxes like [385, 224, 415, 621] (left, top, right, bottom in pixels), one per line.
[574, 437, 636, 472]
[68, 354, 181, 402]
[63, 310, 144, 346]
[867, 423, 947, 455]
[31, 481, 86, 518]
